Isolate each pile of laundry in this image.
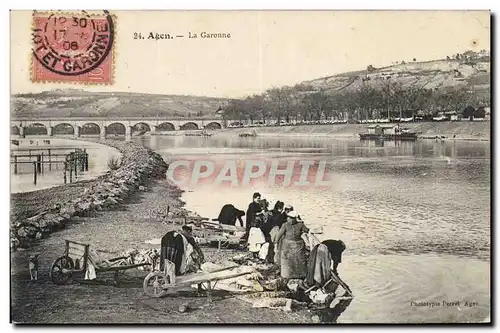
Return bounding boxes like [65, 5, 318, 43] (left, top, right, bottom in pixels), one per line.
[120, 248, 160, 271]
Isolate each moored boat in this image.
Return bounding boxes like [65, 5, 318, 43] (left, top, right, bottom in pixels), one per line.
[359, 124, 417, 141]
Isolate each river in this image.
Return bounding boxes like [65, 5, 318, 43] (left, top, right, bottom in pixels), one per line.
[10, 135, 490, 323]
[135, 134, 490, 324]
[10, 138, 121, 194]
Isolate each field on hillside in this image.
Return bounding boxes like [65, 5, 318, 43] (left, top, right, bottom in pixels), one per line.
[12, 54, 490, 119]
[303, 58, 490, 96]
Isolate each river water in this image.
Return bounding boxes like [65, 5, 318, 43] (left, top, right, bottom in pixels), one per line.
[11, 135, 489, 322]
[134, 135, 491, 324]
[10, 138, 121, 194]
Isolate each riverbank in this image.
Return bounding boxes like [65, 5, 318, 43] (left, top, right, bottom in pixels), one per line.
[10, 139, 315, 324]
[10, 139, 168, 250]
[215, 121, 490, 141]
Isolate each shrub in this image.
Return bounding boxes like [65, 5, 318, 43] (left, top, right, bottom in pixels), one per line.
[107, 157, 121, 170]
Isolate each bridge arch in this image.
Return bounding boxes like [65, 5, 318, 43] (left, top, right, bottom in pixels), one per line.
[53, 123, 75, 135]
[204, 122, 222, 130]
[132, 122, 152, 132]
[180, 122, 199, 130]
[24, 123, 47, 136]
[106, 122, 126, 136]
[81, 123, 101, 135]
[157, 122, 175, 131]
[11, 125, 19, 135]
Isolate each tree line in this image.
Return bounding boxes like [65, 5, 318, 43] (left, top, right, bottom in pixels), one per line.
[223, 79, 489, 123]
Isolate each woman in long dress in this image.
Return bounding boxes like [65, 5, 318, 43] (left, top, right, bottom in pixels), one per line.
[275, 211, 310, 280]
[304, 239, 346, 290]
[267, 201, 286, 264]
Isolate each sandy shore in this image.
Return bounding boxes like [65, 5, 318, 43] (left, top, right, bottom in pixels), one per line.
[10, 140, 315, 324]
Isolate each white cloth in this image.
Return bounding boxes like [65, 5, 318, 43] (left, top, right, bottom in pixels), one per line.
[309, 289, 330, 304]
[258, 242, 270, 260]
[308, 232, 320, 250]
[85, 261, 97, 280]
[248, 227, 265, 252]
[84, 249, 105, 280]
[179, 233, 194, 275]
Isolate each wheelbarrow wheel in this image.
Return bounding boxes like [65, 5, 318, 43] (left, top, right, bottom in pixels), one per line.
[143, 271, 169, 298]
[50, 256, 75, 285]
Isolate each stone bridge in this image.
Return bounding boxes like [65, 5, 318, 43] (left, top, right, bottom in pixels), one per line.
[10, 117, 225, 138]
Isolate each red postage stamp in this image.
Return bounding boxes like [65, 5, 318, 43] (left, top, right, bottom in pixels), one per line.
[31, 10, 115, 84]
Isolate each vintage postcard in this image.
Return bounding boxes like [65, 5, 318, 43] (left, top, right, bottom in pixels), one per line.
[10, 10, 491, 324]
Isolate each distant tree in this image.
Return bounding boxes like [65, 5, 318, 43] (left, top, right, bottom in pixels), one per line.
[302, 89, 333, 121]
[446, 56, 450, 60]
[366, 65, 376, 72]
[474, 106, 486, 118]
[413, 58, 417, 62]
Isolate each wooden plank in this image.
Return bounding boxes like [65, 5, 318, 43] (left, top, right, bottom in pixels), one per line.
[97, 263, 151, 272]
[201, 222, 245, 233]
[66, 240, 90, 247]
[173, 267, 253, 287]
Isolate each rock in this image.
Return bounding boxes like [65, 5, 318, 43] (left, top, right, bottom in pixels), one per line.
[10, 238, 20, 249]
[139, 186, 146, 191]
[26, 214, 45, 224]
[60, 204, 76, 216]
[17, 228, 27, 238]
[178, 303, 189, 313]
[93, 200, 104, 211]
[103, 197, 119, 208]
[35, 232, 43, 240]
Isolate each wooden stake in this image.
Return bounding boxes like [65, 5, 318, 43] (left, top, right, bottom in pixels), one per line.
[33, 162, 37, 185]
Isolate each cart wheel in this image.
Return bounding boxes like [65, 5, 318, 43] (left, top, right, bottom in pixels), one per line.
[50, 256, 74, 285]
[143, 271, 169, 298]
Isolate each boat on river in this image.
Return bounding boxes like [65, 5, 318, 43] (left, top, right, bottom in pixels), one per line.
[359, 124, 418, 141]
[185, 130, 213, 137]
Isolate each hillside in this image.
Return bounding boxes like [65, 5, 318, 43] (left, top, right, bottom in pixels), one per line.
[301, 55, 490, 97]
[11, 90, 229, 119]
[11, 51, 490, 119]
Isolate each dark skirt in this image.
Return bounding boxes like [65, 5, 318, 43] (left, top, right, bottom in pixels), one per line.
[280, 239, 307, 279]
[160, 232, 184, 275]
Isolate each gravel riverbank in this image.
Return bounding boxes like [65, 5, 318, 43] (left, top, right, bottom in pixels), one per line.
[10, 139, 168, 250]
[10, 139, 315, 324]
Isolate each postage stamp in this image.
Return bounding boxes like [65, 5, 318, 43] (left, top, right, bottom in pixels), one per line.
[31, 10, 115, 84]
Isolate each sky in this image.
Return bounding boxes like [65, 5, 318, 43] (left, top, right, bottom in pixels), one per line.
[10, 10, 490, 98]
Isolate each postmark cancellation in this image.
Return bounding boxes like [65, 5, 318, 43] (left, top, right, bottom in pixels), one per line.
[31, 10, 115, 85]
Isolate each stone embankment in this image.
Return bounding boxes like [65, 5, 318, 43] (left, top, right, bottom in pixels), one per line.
[10, 140, 168, 250]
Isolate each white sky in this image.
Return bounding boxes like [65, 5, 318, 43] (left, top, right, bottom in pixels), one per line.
[11, 10, 490, 98]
